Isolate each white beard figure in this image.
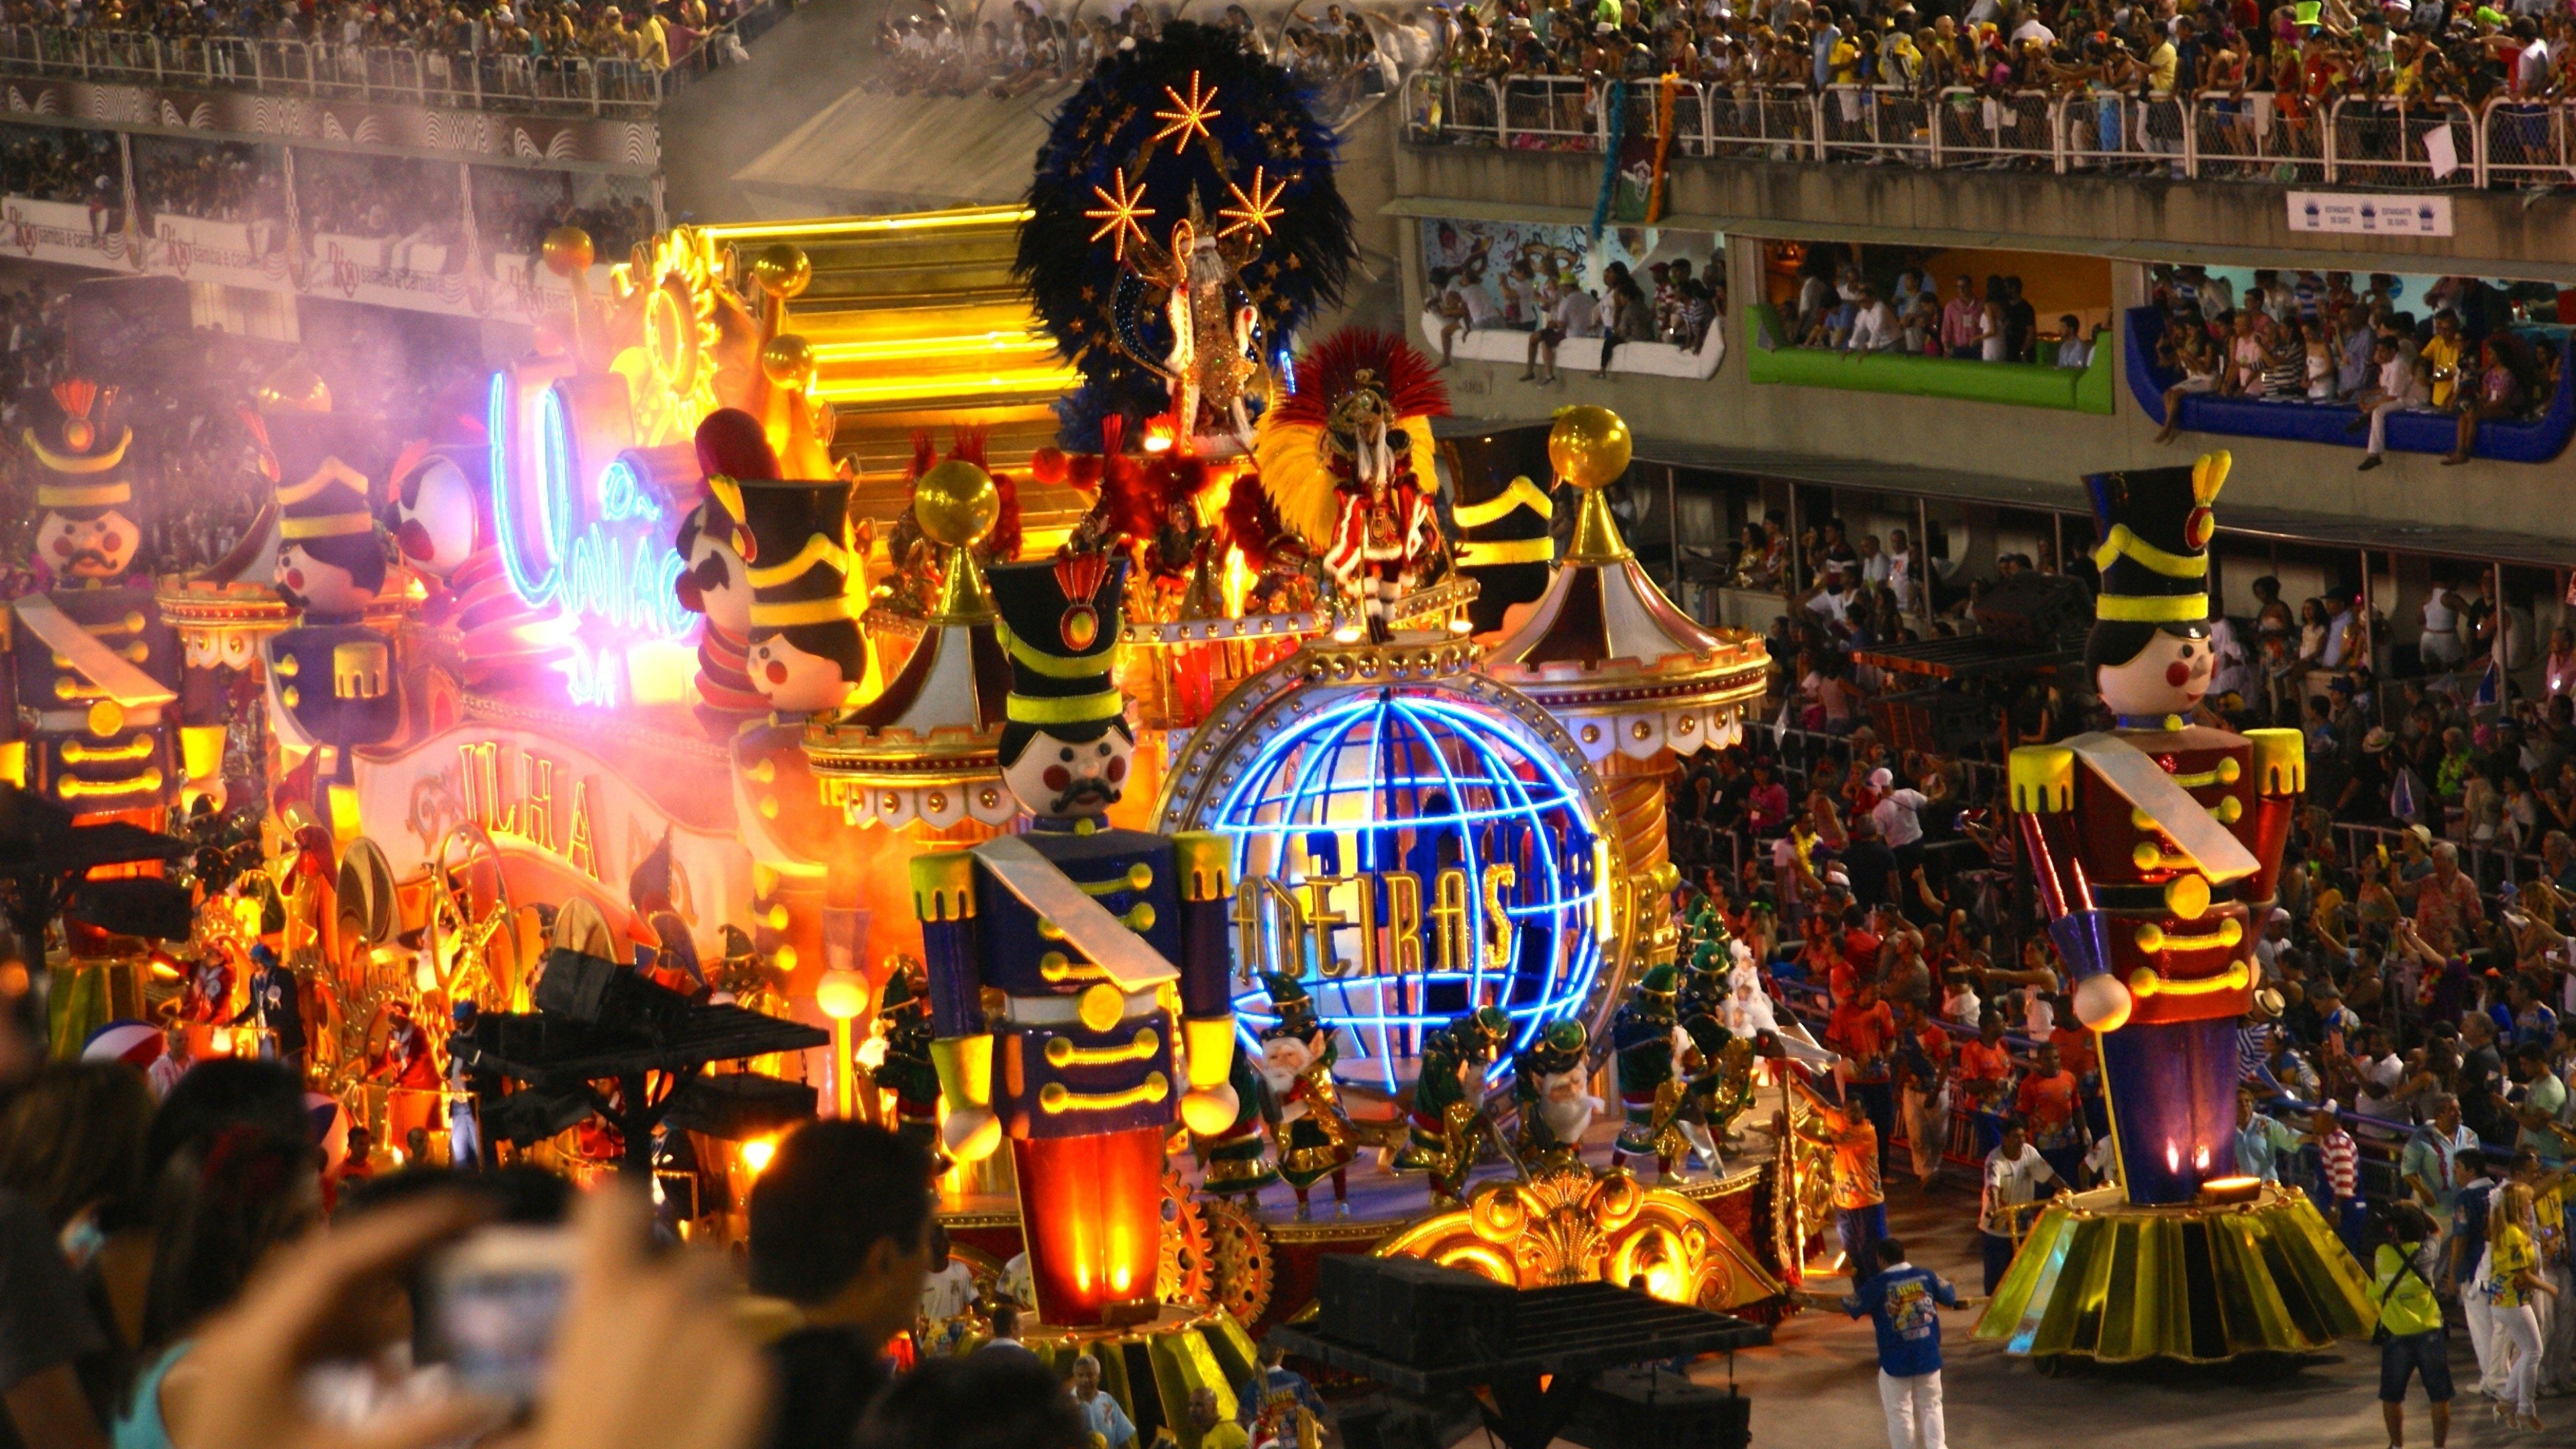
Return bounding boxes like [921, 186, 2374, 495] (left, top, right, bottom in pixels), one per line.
[1260, 1036, 1316, 1123]
[1535, 1069, 1601, 1146]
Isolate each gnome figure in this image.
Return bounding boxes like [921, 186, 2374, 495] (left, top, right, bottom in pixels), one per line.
[909, 552, 1240, 1328]
[1513, 1019, 1600, 1170]
[1257, 973, 1354, 1220]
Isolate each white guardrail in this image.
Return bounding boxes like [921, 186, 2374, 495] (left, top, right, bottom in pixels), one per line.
[1408, 73, 2561, 189]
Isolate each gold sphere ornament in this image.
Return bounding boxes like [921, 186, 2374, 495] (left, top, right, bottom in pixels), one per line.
[760, 333, 818, 390]
[541, 226, 595, 276]
[1548, 405, 1632, 490]
[912, 458, 1000, 549]
[814, 970, 871, 1022]
[750, 243, 812, 301]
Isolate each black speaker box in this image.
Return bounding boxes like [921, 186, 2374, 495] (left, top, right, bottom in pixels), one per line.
[1314, 1254, 1518, 1367]
[1565, 1369, 1751, 1449]
[533, 947, 692, 1042]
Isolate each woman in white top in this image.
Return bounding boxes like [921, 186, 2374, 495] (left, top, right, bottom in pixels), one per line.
[1979, 299, 2006, 361]
[2420, 578, 2467, 670]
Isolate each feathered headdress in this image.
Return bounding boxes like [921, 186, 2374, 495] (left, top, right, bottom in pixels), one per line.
[1018, 22, 1353, 439]
[1252, 328, 1449, 550]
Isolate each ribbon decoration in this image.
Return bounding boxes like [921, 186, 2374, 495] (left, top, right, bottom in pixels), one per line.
[1647, 72, 1680, 225]
[1591, 78, 1627, 241]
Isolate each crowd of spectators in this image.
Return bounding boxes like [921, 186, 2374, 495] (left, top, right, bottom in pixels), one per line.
[1424, 243, 1723, 376]
[2143, 262, 2565, 466]
[1418, 0, 2576, 177]
[1777, 249, 2102, 364]
[0, 0, 773, 74]
[872, 1, 1425, 117]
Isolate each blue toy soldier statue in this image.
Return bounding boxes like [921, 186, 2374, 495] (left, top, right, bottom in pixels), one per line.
[912, 551, 1239, 1328]
[255, 367, 399, 828]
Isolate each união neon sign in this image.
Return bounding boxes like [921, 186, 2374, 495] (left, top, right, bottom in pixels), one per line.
[486, 372, 692, 706]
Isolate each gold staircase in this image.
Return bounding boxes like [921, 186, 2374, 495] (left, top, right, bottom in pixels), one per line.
[694, 206, 1091, 549]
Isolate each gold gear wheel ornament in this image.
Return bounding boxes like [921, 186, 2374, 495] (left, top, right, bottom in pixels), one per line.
[1198, 1193, 1275, 1328]
[1156, 1170, 1215, 1309]
[427, 824, 526, 1016]
[608, 227, 729, 448]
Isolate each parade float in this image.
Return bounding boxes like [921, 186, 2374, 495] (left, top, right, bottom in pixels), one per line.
[21, 21, 1869, 1443]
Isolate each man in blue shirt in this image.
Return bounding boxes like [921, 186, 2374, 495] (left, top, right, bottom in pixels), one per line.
[1841, 1238, 1960, 1449]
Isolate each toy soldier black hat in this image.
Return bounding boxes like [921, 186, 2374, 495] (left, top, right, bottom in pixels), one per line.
[716, 476, 864, 680]
[988, 552, 1130, 759]
[2082, 452, 2227, 639]
[25, 379, 133, 517]
[256, 366, 386, 594]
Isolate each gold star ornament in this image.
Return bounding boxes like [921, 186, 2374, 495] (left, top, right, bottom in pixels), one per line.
[1084, 170, 1152, 262]
[1152, 70, 1221, 154]
[1218, 166, 1286, 239]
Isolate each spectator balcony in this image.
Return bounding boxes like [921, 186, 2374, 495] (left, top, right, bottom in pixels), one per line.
[1407, 74, 2565, 191]
[0, 16, 782, 119]
[1746, 304, 2112, 413]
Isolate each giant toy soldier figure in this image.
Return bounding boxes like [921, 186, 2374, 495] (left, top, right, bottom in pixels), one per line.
[257, 370, 400, 823]
[912, 552, 1238, 1328]
[1608, 965, 1687, 1181]
[5, 379, 225, 825]
[2010, 454, 2301, 1205]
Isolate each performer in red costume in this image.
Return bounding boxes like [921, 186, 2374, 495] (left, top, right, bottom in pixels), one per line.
[2009, 453, 2302, 1205]
[1318, 372, 1440, 643]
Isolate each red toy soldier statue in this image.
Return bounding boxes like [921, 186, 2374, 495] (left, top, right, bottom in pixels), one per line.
[2009, 453, 2301, 1205]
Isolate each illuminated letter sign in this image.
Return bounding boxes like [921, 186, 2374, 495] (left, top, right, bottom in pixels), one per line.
[1203, 689, 1610, 1091]
[487, 370, 692, 706]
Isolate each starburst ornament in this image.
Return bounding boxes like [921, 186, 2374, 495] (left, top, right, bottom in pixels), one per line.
[1083, 170, 1152, 262]
[1152, 70, 1221, 154]
[1217, 166, 1286, 239]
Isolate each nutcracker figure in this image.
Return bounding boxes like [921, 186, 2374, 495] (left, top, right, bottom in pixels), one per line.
[673, 411, 772, 733]
[1607, 965, 1687, 1181]
[1512, 1018, 1599, 1170]
[1393, 1004, 1507, 1203]
[911, 552, 1238, 1328]
[2009, 454, 2301, 1206]
[3, 378, 225, 825]
[708, 453, 871, 989]
[1256, 973, 1354, 1219]
[256, 372, 400, 814]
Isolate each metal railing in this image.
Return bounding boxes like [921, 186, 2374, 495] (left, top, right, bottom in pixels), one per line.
[1405, 72, 2540, 187]
[0, 22, 720, 117]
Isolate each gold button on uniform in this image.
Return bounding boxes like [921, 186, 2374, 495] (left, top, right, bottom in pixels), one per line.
[2135, 922, 2166, 952]
[2217, 758, 2241, 784]
[87, 700, 123, 737]
[2133, 841, 2161, 870]
[2165, 875, 2211, 920]
[2213, 797, 2243, 824]
[1077, 982, 1126, 1032]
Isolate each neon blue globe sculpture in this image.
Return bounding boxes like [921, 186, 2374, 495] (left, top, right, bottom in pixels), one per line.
[1155, 645, 1629, 1092]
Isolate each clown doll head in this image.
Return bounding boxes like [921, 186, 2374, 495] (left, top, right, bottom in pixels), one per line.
[25, 380, 140, 586]
[987, 551, 1134, 826]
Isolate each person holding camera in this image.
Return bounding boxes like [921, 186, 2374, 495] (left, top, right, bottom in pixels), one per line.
[2371, 1200, 2451, 1449]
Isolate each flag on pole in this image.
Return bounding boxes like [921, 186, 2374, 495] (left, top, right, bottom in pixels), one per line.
[2390, 765, 2416, 822]
[2474, 657, 2502, 711]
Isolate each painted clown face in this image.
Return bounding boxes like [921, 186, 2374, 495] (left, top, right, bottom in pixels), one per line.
[37, 508, 137, 580]
[677, 505, 753, 637]
[390, 455, 479, 580]
[2097, 628, 2212, 718]
[275, 543, 374, 616]
[1002, 727, 1132, 820]
[746, 632, 854, 714]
